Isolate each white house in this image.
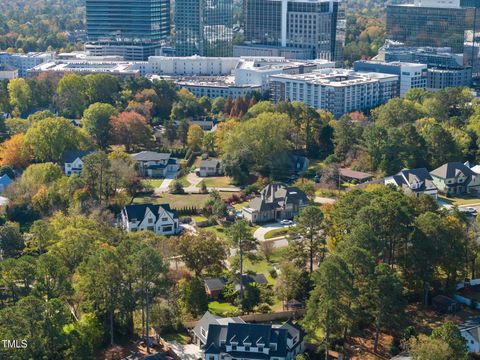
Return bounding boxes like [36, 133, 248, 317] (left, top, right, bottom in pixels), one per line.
[132, 151, 179, 178]
[384, 168, 438, 198]
[63, 150, 92, 176]
[199, 159, 222, 177]
[121, 203, 180, 236]
[460, 318, 480, 353]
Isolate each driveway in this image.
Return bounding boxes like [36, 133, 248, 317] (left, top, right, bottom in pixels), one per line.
[167, 342, 202, 360]
[253, 222, 291, 248]
[154, 172, 177, 194]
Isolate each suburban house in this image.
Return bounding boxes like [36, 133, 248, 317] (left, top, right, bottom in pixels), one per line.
[204, 274, 268, 300]
[430, 162, 480, 195]
[192, 312, 245, 347]
[459, 318, 480, 353]
[384, 168, 438, 198]
[339, 168, 374, 184]
[132, 151, 179, 178]
[0, 174, 13, 193]
[63, 150, 92, 176]
[120, 203, 180, 236]
[199, 159, 222, 177]
[242, 184, 308, 224]
[203, 320, 305, 360]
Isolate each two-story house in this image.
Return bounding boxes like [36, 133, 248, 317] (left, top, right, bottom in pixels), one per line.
[132, 151, 179, 178]
[430, 162, 480, 195]
[203, 320, 305, 360]
[63, 150, 92, 176]
[385, 168, 438, 198]
[121, 203, 180, 236]
[199, 159, 222, 177]
[242, 184, 308, 224]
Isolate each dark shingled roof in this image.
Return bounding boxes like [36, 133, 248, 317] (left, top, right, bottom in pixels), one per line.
[132, 151, 171, 162]
[248, 183, 308, 212]
[204, 277, 227, 292]
[430, 162, 475, 179]
[63, 150, 93, 163]
[340, 168, 373, 181]
[123, 203, 176, 221]
[396, 168, 437, 192]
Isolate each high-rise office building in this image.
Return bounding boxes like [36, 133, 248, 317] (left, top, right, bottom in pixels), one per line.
[241, 0, 340, 60]
[386, 0, 479, 53]
[85, 0, 170, 60]
[175, 0, 233, 57]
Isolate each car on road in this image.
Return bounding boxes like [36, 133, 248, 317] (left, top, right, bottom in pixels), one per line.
[280, 219, 294, 225]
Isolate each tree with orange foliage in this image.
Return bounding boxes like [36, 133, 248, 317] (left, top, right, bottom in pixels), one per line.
[0, 133, 31, 169]
[110, 112, 152, 152]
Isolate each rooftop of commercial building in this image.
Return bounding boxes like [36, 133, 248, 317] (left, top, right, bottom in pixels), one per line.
[271, 69, 398, 86]
[29, 60, 140, 75]
[355, 59, 427, 68]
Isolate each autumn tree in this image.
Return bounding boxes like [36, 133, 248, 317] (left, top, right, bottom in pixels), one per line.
[0, 133, 31, 169]
[110, 112, 151, 151]
[7, 78, 32, 116]
[187, 124, 204, 151]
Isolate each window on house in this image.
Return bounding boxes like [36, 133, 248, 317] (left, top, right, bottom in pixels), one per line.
[148, 218, 153, 223]
[162, 217, 168, 221]
[245, 346, 250, 351]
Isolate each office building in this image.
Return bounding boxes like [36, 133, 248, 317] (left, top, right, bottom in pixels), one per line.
[85, 0, 170, 60]
[175, 0, 233, 57]
[270, 69, 399, 118]
[0, 65, 18, 80]
[0, 52, 54, 77]
[427, 67, 472, 89]
[354, 60, 427, 97]
[241, 0, 340, 61]
[27, 60, 141, 78]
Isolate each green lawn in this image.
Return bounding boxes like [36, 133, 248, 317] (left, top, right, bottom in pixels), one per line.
[242, 248, 287, 286]
[263, 228, 288, 240]
[133, 192, 239, 209]
[205, 225, 228, 239]
[203, 176, 235, 188]
[208, 301, 238, 316]
[162, 332, 190, 345]
[143, 179, 164, 188]
[233, 201, 248, 210]
[438, 195, 480, 206]
[192, 215, 208, 222]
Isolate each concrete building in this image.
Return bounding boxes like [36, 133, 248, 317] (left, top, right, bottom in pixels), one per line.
[85, 0, 171, 60]
[27, 60, 141, 78]
[0, 52, 54, 77]
[0, 65, 18, 80]
[141, 55, 239, 76]
[242, 0, 341, 61]
[427, 66, 473, 89]
[174, 79, 262, 98]
[354, 60, 427, 97]
[270, 69, 399, 118]
[175, 0, 233, 56]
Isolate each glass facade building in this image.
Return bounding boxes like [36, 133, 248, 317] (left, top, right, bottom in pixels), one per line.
[244, 0, 340, 60]
[175, 0, 233, 56]
[86, 0, 170, 60]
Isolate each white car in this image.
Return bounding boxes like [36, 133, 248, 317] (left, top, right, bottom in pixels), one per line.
[280, 219, 293, 225]
[459, 207, 477, 216]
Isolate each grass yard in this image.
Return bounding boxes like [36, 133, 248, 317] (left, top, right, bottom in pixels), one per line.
[142, 179, 164, 188]
[263, 228, 289, 240]
[208, 301, 239, 316]
[233, 201, 249, 210]
[134, 191, 239, 209]
[205, 225, 228, 239]
[242, 248, 287, 286]
[162, 332, 190, 345]
[192, 215, 208, 222]
[438, 194, 480, 206]
[203, 176, 235, 188]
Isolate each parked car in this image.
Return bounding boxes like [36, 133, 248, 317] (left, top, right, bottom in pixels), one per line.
[459, 207, 477, 216]
[280, 219, 294, 225]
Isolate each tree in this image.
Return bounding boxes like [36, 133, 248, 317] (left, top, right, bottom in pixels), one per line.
[34, 253, 72, 300]
[303, 255, 353, 359]
[0, 133, 31, 169]
[333, 116, 360, 162]
[85, 74, 119, 104]
[56, 73, 88, 118]
[110, 111, 151, 151]
[0, 222, 23, 258]
[275, 261, 311, 303]
[289, 205, 325, 273]
[176, 230, 228, 277]
[227, 220, 258, 302]
[24, 117, 89, 162]
[187, 124, 204, 151]
[82, 103, 118, 149]
[408, 335, 455, 360]
[178, 277, 208, 318]
[372, 98, 424, 127]
[7, 78, 32, 116]
[370, 264, 405, 353]
[242, 283, 261, 313]
[430, 322, 468, 360]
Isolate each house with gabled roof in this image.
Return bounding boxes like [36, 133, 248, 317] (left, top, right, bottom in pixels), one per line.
[204, 274, 268, 300]
[192, 312, 245, 347]
[242, 184, 308, 224]
[63, 150, 93, 176]
[121, 203, 180, 236]
[203, 320, 305, 360]
[132, 151, 179, 178]
[430, 162, 480, 195]
[460, 318, 480, 353]
[385, 168, 438, 198]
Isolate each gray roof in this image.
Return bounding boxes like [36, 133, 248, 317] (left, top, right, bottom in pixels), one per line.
[398, 168, 437, 192]
[459, 318, 480, 343]
[205, 274, 268, 292]
[63, 150, 92, 163]
[248, 183, 308, 212]
[430, 162, 475, 179]
[132, 151, 171, 162]
[200, 159, 221, 168]
[192, 311, 244, 346]
[204, 277, 227, 292]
